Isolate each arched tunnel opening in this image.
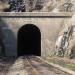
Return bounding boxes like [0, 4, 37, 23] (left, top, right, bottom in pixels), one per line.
[17, 24, 41, 57]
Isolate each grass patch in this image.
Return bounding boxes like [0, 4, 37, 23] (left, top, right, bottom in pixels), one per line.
[65, 64, 75, 71]
[47, 58, 75, 71]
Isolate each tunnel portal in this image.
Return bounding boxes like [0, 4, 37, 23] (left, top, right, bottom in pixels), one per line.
[17, 24, 41, 56]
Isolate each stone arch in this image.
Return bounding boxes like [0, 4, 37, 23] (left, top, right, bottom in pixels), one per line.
[17, 24, 41, 56]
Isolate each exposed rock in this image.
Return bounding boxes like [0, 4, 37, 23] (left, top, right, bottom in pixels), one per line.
[55, 15, 75, 58]
[42, 0, 57, 12]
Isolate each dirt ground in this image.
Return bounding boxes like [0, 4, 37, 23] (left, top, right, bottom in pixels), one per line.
[47, 57, 75, 71]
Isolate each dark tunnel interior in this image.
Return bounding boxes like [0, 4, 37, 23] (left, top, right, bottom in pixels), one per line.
[17, 24, 41, 56]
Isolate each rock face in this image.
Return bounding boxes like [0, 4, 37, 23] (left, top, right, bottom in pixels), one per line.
[55, 15, 75, 58]
[42, 0, 75, 12]
[42, 1, 57, 12]
[1, 0, 75, 12]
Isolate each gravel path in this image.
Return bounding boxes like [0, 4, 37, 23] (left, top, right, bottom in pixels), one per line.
[0, 56, 71, 75]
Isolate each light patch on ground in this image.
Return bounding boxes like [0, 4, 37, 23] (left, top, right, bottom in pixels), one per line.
[7, 70, 28, 75]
